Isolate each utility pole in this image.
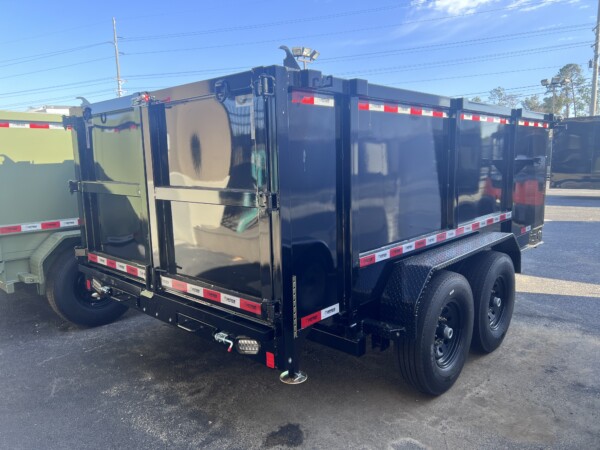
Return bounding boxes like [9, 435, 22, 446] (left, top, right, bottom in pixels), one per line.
[590, 0, 600, 115]
[112, 17, 124, 98]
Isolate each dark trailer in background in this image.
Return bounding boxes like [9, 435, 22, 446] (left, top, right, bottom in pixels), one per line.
[551, 116, 600, 189]
[65, 62, 553, 396]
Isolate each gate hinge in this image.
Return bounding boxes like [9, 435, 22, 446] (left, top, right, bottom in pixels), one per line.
[62, 115, 79, 131]
[258, 192, 279, 212]
[255, 75, 275, 97]
[264, 300, 280, 322]
[68, 180, 80, 194]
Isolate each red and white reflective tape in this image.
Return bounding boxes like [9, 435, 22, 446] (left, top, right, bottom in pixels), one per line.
[0, 217, 79, 235]
[300, 303, 340, 329]
[87, 253, 146, 280]
[517, 120, 548, 128]
[358, 101, 448, 118]
[461, 113, 509, 124]
[359, 211, 512, 268]
[160, 276, 262, 316]
[521, 225, 532, 234]
[0, 121, 69, 130]
[291, 92, 334, 107]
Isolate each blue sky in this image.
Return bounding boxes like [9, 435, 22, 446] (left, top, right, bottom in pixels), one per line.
[0, 0, 596, 111]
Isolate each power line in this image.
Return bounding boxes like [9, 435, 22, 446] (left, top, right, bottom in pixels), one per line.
[123, 21, 590, 58]
[0, 89, 115, 110]
[344, 41, 591, 77]
[317, 24, 591, 64]
[0, 57, 114, 81]
[0, 42, 109, 68]
[121, 0, 571, 44]
[387, 65, 569, 85]
[121, 2, 422, 42]
[120, 42, 590, 87]
[0, 78, 114, 99]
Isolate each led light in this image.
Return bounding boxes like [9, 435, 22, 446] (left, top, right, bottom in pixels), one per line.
[292, 47, 303, 57]
[235, 338, 260, 355]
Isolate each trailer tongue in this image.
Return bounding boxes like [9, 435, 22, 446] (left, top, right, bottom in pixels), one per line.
[66, 60, 552, 395]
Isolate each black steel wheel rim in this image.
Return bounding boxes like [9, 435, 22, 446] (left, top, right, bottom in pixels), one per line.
[434, 300, 463, 369]
[74, 273, 111, 308]
[488, 276, 507, 330]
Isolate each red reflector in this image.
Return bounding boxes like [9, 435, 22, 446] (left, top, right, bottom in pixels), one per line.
[88, 253, 98, 263]
[472, 222, 480, 230]
[240, 299, 261, 315]
[358, 102, 369, 110]
[0, 225, 21, 234]
[390, 246, 403, 257]
[203, 289, 221, 302]
[172, 279, 188, 291]
[0, 123, 9, 128]
[300, 311, 321, 329]
[106, 259, 117, 269]
[432, 110, 444, 118]
[384, 104, 397, 113]
[126, 265, 138, 276]
[359, 255, 376, 267]
[415, 239, 426, 249]
[41, 221, 60, 230]
[410, 107, 422, 116]
[30, 123, 50, 129]
[437, 232, 447, 242]
[266, 352, 275, 369]
[85, 279, 92, 291]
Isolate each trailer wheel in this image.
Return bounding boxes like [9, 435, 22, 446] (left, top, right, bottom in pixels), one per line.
[465, 251, 515, 353]
[46, 249, 127, 327]
[397, 271, 474, 396]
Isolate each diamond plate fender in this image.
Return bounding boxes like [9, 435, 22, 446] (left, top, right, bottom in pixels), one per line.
[379, 232, 520, 338]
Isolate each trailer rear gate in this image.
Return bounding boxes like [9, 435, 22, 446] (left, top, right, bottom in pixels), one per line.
[70, 65, 551, 393]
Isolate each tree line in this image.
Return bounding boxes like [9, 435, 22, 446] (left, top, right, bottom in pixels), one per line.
[471, 64, 592, 117]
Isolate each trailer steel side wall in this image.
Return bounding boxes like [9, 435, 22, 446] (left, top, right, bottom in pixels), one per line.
[70, 65, 552, 379]
[551, 116, 600, 189]
[0, 111, 79, 294]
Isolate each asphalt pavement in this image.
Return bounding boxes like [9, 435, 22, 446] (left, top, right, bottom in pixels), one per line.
[0, 188, 599, 449]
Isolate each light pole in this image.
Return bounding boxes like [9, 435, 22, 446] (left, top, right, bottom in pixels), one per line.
[541, 77, 570, 116]
[291, 47, 320, 69]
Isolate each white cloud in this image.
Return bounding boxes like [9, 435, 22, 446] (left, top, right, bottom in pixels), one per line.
[411, 0, 581, 15]
[411, 0, 497, 15]
[508, 0, 580, 12]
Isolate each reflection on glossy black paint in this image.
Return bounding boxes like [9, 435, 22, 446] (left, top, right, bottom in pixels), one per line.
[171, 202, 261, 297]
[90, 109, 148, 264]
[355, 113, 446, 251]
[552, 119, 600, 188]
[456, 121, 507, 223]
[512, 127, 548, 230]
[287, 99, 338, 315]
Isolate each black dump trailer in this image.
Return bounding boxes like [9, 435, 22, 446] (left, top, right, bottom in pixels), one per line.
[551, 116, 600, 189]
[64, 62, 552, 395]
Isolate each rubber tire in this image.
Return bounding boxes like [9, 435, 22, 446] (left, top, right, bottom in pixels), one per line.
[465, 251, 515, 353]
[46, 249, 127, 327]
[398, 270, 474, 396]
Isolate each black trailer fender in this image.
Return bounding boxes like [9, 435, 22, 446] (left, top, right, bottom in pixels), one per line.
[379, 232, 520, 339]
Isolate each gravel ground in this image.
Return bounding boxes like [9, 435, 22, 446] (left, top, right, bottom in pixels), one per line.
[0, 188, 598, 450]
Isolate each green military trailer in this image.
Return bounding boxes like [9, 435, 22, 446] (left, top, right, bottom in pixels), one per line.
[0, 110, 126, 325]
